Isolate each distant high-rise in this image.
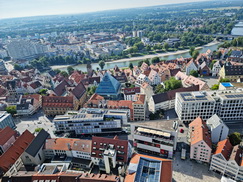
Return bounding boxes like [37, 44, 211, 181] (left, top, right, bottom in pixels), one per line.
[6, 39, 47, 60]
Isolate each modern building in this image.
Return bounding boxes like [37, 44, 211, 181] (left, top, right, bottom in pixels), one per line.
[7, 39, 47, 60]
[210, 139, 243, 181]
[53, 108, 128, 135]
[206, 114, 229, 143]
[91, 136, 132, 174]
[131, 120, 178, 159]
[0, 126, 17, 155]
[0, 130, 34, 177]
[175, 91, 216, 123]
[21, 129, 49, 166]
[95, 72, 121, 100]
[125, 154, 172, 182]
[0, 111, 16, 129]
[149, 85, 199, 113]
[188, 117, 212, 163]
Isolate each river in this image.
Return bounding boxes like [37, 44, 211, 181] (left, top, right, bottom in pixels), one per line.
[51, 41, 221, 72]
[231, 22, 243, 36]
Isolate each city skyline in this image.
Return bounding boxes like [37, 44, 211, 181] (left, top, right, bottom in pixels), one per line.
[0, 0, 211, 19]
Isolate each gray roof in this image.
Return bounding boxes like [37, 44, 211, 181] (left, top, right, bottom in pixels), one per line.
[206, 114, 225, 129]
[25, 129, 49, 157]
[225, 65, 243, 76]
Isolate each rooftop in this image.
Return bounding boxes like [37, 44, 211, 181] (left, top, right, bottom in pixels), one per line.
[178, 91, 214, 102]
[0, 126, 17, 146]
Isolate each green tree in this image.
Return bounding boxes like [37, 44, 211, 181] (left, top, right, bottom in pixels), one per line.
[60, 71, 68, 77]
[211, 84, 219, 90]
[38, 88, 48, 96]
[6, 106, 17, 115]
[163, 43, 169, 51]
[151, 57, 160, 64]
[219, 78, 230, 83]
[129, 63, 134, 70]
[14, 64, 22, 71]
[35, 128, 43, 133]
[155, 77, 182, 94]
[189, 70, 199, 77]
[210, 60, 217, 69]
[229, 132, 242, 146]
[189, 46, 195, 56]
[192, 50, 199, 60]
[54, 69, 61, 74]
[87, 86, 97, 96]
[67, 66, 74, 75]
[99, 61, 105, 70]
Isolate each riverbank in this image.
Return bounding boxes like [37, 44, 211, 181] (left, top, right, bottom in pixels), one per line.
[51, 41, 220, 71]
[107, 41, 220, 64]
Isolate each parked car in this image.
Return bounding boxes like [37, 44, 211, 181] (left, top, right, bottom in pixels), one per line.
[180, 128, 184, 133]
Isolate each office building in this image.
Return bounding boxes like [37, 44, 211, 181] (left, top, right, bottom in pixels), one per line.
[53, 108, 128, 135]
[0, 111, 16, 129]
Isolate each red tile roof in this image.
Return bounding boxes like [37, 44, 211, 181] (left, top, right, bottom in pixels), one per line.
[124, 87, 140, 95]
[0, 130, 34, 173]
[133, 94, 145, 105]
[214, 139, 233, 160]
[0, 126, 17, 146]
[189, 117, 212, 148]
[91, 136, 129, 163]
[42, 96, 74, 108]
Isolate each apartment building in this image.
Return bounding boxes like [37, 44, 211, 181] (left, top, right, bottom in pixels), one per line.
[210, 139, 243, 181]
[132, 94, 146, 121]
[188, 117, 212, 163]
[206, 114, 229, 143]
[219, 65, 243, 82]
[175, 91, 216, 123]
[131, 120, 178, 159]
[91, 136, 132, 174]
[53, 108, 128, 135]
[44, 138, 92, 160]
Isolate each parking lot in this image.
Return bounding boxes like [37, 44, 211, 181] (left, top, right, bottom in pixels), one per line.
[15, 110, 56, 138]
[173, 152, 221, 182]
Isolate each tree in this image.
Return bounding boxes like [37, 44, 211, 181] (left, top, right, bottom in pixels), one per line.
[99, 61, 105, 70]
[60, 71, 68, 77]
[219, 78, 230, 83]
[211, 84, 219, 90]
[189, 46, 195, 56]
[67, 66, 74, 75]
[35, 128, 43, 133]
[151, 57, 160, 64]
[6, 106, 17, 115]
[229, 132, 242, 146]
[210, 60, 217, 69]
[54, 69, 61, 74]
[38, 88, 48, 96]
[163, 43, 169, 51]
[155, 77, 182, 94]
[189, 70, 199, 77]
[129, 63, 134, 70]
[14, 64, 22, 71]
[192, 50, 199, 60]
[87, 86, 97, 96]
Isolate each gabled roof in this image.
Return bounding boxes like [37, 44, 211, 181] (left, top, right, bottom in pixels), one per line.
[0, 126, 17, 146]
[152, 85, 199, 104]
[29, 81, 42, 89]
[54, 79, 71, 96]
[214, 139, 233, 160]
[0, 130, 34, 173]
[42, 96, 74, 108]
[71, 82, 86, 99]
[95, 72, 121, 96]
[25, 129, 49, 157]
[189, 117, 212, 148]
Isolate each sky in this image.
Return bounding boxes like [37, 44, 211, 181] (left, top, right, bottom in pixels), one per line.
[0, 0, 209, 19]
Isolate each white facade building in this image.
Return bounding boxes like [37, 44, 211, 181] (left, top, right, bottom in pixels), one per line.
[206, 114, 229, 143]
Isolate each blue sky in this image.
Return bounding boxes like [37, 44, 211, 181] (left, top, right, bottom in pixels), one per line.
[0, 0, 209, 19]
